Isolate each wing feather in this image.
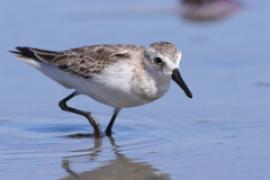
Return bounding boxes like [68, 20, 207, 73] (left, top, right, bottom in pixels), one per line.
[11, 44, 141, 78]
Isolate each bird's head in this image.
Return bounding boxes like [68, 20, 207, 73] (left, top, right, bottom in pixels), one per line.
[145, 42, 193, 98]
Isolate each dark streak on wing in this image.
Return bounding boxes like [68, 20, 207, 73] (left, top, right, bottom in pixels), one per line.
[10, 47, 62, 62]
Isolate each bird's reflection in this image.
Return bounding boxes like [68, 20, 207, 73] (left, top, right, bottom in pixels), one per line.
[62, 136, 171, 180]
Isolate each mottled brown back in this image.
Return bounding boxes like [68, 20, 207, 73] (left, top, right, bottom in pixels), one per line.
[11, 45, 143, 78]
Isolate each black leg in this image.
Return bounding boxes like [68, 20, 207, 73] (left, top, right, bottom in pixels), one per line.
[59, 91, 102, 137]
[105, 108, 121, 136]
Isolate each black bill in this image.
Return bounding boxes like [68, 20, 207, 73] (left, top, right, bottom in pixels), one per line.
[171, 69, 193, 98]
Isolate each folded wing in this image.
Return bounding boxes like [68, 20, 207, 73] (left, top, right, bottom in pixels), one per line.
[10, 45, 133, 79]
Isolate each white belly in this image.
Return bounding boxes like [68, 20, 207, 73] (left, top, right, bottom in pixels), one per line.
[36, 61, 147, 108]
[25, 60, 169, 108]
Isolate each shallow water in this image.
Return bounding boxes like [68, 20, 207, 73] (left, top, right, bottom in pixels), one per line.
[1, 0, 270, 179]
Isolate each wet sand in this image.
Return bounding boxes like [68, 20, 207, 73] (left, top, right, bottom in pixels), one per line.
[1, 0, 270, 179]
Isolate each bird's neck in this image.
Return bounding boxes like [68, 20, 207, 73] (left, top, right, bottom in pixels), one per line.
[132, 65, 171, 102]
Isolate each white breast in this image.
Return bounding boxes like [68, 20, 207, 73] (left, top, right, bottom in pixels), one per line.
[131, 69, 171, 103]
[86, 61, 148, 108]
[34, 60, 146, 108]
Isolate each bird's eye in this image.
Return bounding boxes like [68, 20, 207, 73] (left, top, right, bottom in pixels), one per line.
[154, 57, 163, 64]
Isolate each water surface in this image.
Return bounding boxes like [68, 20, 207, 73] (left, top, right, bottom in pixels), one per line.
[0, 0, 270, 179]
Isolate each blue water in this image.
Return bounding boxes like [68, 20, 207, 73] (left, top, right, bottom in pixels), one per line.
[0, 0, 270, 180]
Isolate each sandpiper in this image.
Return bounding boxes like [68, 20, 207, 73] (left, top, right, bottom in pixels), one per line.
[181, 0, 240, 21]
[10, 42, 193, 137]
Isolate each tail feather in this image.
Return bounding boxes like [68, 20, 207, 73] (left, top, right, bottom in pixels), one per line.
[10, 47, 62, 63]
